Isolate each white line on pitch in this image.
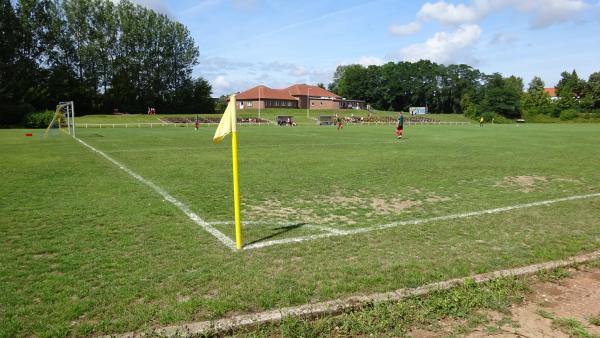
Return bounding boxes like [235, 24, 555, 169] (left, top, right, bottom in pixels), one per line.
[208, 221, 344, 236]
[208, 221, 345, 235]
[75, 137, 237, 251]
[244, 192, 600, 250]
[100, 140, 400, 154]
[305, 224, 347, 235]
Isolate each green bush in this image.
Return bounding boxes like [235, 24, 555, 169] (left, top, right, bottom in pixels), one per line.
[24, 110, 55, 128]
[491, 114, 513, 124]
[559, 109, 578, 121]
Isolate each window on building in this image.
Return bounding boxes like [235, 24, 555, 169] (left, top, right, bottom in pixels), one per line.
[247, 101, 253, 107]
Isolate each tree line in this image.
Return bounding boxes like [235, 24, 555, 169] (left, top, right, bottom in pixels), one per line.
[329, 61, 600, 120]
[0, 0, 214, 125]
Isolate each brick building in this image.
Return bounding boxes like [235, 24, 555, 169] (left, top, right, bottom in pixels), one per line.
[235, 84, 365, 110]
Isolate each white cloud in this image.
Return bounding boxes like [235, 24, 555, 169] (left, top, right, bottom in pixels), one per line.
[518, 0, 587, 28]
[213, 75, 231, 91]
[411, 0, 588, 28]
[389, 21, 422, 36]
[400, 24, 482, 64]
[260, 61, 309, 77]
[357, 56, 386, 66]
[417, 1, 484, 25]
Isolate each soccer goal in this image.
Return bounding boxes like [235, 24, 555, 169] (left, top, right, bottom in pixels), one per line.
[45, 101, 75, 138]
[318, 115, 334, 125]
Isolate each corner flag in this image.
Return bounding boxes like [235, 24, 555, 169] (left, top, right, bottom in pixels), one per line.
[213, 95, 243, 249]
[213, 95, 237, 144]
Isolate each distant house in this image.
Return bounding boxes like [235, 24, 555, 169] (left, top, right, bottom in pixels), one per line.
[544, 88, 559, 101]
[235, 84, 365, 110]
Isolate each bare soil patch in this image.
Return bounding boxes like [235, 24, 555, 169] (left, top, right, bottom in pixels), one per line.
[244, 189, 451, 224]
[411, 266, 600, 337]
[495, 175, 548, 192]
[370, 197, 421, 214]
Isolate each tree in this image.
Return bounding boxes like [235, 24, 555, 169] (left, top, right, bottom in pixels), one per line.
[1, 0, 209, 119]
[555, 70, 586, 110]
[480, 73, 522, 118]
[328, 60, 484, 113]
[583, 72, 600, 110]
[522, 76, 553, 115]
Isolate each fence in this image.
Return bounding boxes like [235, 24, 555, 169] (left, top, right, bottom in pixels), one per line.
[79, 122, 273, 128]
[78, 121, 470, 128]
[359, 121, 470, 126]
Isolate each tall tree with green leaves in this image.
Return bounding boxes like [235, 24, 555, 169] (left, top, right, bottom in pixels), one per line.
[555, 70, 586, 110]
[582, 72, 600, 110]
[522, 76, 553, 115]
[480, 73, 522, 118]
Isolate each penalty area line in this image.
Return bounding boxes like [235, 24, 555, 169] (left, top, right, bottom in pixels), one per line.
[75, 137, 237, 251]
[244, 192, 600, 250]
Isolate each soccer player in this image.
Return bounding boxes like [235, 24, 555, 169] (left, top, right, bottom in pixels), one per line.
[396, 113, 404, 139]
[336, 115, 344, 130]
[195, 114, 200, 130]
[480, 116, 484, 127]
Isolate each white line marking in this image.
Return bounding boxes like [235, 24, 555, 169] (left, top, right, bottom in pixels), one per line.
[99, 140, 400, 154]
[244, 192, 600, 250]
[208, 221, 345, 235]
[75, 137, 237, 251]
[306, 224, 348, 235]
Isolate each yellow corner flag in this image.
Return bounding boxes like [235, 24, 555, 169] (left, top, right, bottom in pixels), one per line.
[213, 95, 243, 250]
[213, 95, 237, 144]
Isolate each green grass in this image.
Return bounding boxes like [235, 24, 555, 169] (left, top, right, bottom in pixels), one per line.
[240, 276, 529, 337]
[536, 267, 572, 282]
[536, 309, 600, 338]
[75, 114, 165, 124]
[554, 318, 599, 338]
[2, 123, 600, 337]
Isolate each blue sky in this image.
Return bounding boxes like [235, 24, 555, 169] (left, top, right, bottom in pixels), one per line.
[132, 0, 600, 96]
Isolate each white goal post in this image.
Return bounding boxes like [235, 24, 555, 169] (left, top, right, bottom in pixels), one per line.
[45, 101, 75, 138]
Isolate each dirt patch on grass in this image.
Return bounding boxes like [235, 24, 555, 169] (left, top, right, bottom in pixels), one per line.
[370, 197, 421, 214]
[425, 195, 451, 203]
[411, 266, 600, 337]
[244, 200, 317, 221]
[244, 189, 450, 224]
[496, 175, 548, 192]
[32, 252, 56, 259]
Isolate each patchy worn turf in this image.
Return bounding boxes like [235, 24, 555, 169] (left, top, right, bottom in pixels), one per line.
[1, 123, 599, 337]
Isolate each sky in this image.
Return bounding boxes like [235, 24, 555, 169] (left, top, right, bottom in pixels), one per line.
[129, 0, 600, 96]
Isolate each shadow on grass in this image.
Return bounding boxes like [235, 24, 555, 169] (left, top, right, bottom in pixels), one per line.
[245, 223, 307, 247]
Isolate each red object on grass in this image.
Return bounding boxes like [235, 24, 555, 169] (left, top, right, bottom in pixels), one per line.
[25, 133, 33, 136]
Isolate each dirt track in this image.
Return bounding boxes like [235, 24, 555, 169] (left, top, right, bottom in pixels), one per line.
[413, 266, 600, 337]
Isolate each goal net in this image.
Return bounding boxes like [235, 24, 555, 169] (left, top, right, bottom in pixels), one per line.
[45, 102, 75, 138]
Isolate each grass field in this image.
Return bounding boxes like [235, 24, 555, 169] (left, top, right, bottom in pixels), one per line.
[1, 122, 600, 337]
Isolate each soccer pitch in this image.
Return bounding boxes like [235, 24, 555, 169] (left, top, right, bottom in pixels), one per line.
[2, 123, 600, 336]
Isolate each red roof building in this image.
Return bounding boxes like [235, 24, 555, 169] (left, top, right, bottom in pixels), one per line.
[544, 87, 558, 100]
[235, 84, 364, 110]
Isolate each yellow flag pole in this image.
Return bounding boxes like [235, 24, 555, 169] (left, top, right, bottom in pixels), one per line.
[231, 112, 243, 250]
